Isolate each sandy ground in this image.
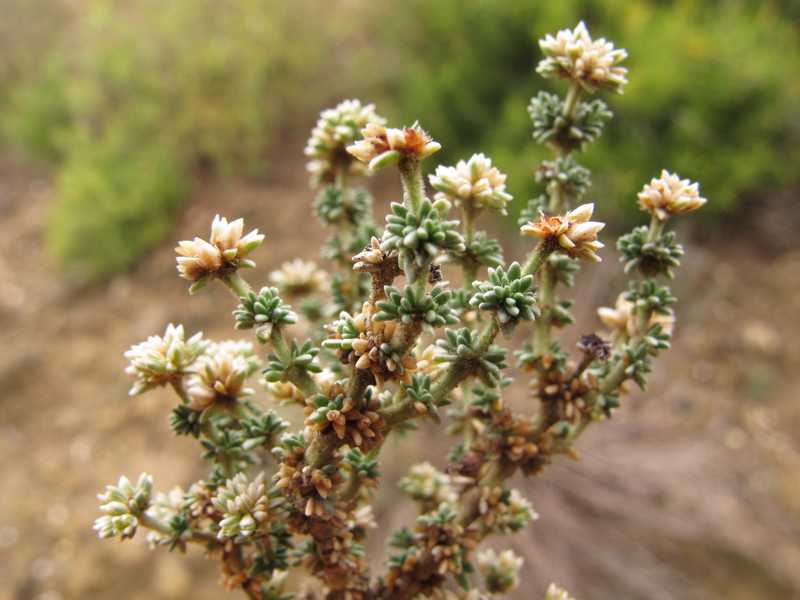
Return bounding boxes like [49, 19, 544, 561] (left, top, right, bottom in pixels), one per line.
[1, 153, 798, 600]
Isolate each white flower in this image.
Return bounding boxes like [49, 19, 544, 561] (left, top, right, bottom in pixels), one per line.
[269, 259, 329, 297]
[145, 486, 185, 547]
[429, 153, 513, 214]
[94, 473, 153, 540]
[124, 324, 206, 396]
[637, 170, 707, 220]
[212, 473, 270, 540]
[521, 203, 605, 262]
[477, 548, 524, 594]
[347, 122, 441, 170]
[537, 21, 628, 94]
[175, 215, 264, 285]
[305, 99, 386, 185]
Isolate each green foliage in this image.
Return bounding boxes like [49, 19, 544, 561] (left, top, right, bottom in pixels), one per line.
[386, 0, 800, 220]
[5, 0, 346, 278]
[48, 132, 186, 278]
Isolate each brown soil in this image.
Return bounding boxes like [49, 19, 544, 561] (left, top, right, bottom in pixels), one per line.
[1, 153, 798, 600]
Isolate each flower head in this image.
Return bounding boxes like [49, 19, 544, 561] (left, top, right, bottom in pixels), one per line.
[212, 473, 270, 540]
[477, 548, 524, 595]
[347, 122, 441, 170]
[305, 99, 386, 185]
[637, 170, 707, 220]
[521, 203, 605, 262]
[175, 215, 264, 289]
[94, 473, 153, 540]
[399, 462, 458, 506]
[429, 153, 513, 214]
[185, 342, 256, 411]
[270, 259, 329, 297]
[124, 324, 206, 396]
[537, 21, 628, 93]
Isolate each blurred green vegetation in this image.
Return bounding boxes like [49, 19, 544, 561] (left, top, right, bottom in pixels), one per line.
[1, 0, 798, 278]
[385, 0, 800, 222]
[1, 0, 354, 278]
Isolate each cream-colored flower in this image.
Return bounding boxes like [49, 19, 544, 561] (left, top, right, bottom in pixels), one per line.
[185, 344, 255, 411]
[637, 170, 707, 220]
[124, 324, 206, 396]
[145, 486, 185, 547]
[347, 122, 441, 169]
[520, 203, 605, 262]
[597, 293, 675, 338]
[429, 153, 513, 214]
[537, 21, 628, 94]
[545, 583, 577, 600]
[212, 473, 270, 540]
[269, 259, 329, 297]
[305, 99, 386, 185]
[477, 548, 524, 594]
[94, 474, 153, 540]
[175, 215, 264, 284]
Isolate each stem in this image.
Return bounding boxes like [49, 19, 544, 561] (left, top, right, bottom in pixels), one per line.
[221, 272, 253, 299]
[522, 240, 554, 276]
[399, 156, 425, 215]
[140, 513, 217, 546]
[563, 81, 581, 120]
[646, 214, 666, 243]
[533, 261, 556, 356]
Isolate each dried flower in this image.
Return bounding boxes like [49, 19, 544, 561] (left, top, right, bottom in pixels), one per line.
[124, 324, 206, 396]
[212, 473, 271, 540]
[429, 154, 513, 214]
[270, 259, 329, 297]
[521, 203, 605, 262]
[305, 99, 386, 185]
[185, 344, 256, 411]
[477, 548, 524, 594]
[537, 21, 628, 94]
[347, 122, 441, 170]
[175, 215, 264, 287]
[637, 170, 707, 221]
[94, 474, 153, 540]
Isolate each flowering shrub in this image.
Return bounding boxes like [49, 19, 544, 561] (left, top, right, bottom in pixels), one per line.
[96, 22, 705, 599]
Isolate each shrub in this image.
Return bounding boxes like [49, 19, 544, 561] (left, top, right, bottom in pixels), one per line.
[48, 131, 186, 278]
[94, 23, 707, 599]
[384, 0, 800, 220]
[7, 0, 353, 278]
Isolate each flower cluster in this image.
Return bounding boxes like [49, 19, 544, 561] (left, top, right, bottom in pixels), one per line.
[212, 473, 271, 540]
[347, 122, 441, 169]
[124, 323, 205, 396]
[305, 99, 386, 185]
[521, 203, 605, 262]
[637, 170, 707, 221]
[185, 342, 257, 411]
[429, 153, 513, 214]
[175, 215, 265, 291]
[477, 548, 524, 595]
[537, 21, 628, 93]
[93, 474, 153, 540]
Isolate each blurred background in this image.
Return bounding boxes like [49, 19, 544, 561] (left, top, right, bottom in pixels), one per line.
[0, 0, 798, 598]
